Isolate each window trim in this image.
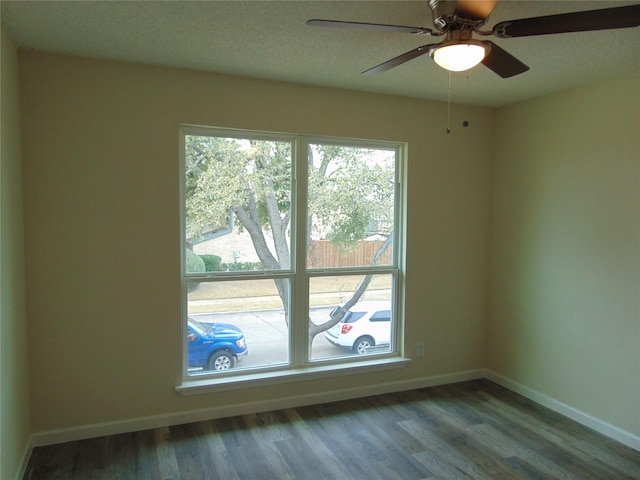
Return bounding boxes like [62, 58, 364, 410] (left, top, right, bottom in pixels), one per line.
[179, 125, 407, 391]
[177, 356, 411, 396]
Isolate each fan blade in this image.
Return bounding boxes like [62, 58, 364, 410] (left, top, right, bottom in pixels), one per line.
[306, 19, 433, 35]
[455, 0, 498, 21]
[492, 4, 640, 38]
[481, 41, 529, 78]
[362, 44, 436, 74]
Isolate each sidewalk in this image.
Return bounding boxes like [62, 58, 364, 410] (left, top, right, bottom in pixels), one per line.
[188, 289, 392, 313]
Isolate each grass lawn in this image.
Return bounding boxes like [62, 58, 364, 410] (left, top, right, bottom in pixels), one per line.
[188, 275, 391, 313]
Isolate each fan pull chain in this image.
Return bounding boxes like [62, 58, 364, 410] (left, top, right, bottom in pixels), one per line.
[446, 70, 452, 134]
[463, 73, 470, 128]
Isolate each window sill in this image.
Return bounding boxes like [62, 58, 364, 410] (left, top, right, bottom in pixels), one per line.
[176, 356, 411, 396]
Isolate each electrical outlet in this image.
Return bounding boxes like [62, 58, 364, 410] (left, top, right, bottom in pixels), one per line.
[416, 341, 425, 357]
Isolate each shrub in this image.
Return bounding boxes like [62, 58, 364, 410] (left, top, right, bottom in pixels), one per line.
[185, 249, 205, 292]
[221, 261, 264, 271]
[185, 248, 205, 273]
[200, 254, 223, 272]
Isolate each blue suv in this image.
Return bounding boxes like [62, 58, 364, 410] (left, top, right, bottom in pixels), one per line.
[188, 317, 248, 371]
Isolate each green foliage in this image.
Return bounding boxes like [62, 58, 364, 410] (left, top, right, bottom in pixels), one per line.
[200, 254, 222, 272]
[185, 249, 205, 292]
[308, 144, 395, 248]
[221, 261, 264, 271]
[185, 135, 394, 267]
[185, 135, 291, 240]
[185, 248, 205, 273]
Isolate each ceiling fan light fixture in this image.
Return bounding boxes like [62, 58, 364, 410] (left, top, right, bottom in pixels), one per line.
[431, 41, 488, 72]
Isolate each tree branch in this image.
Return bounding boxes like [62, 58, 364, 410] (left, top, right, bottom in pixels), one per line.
[308, 234, 393, 341]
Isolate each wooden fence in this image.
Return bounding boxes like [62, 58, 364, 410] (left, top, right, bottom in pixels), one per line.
[307, 240, 391, 268]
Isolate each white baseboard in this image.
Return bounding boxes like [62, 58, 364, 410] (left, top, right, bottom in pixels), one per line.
[484, 369, 640, 452]
[27, 369, 639, 454]
[15, 440, 32, 480]
[30, 369, 484, 448]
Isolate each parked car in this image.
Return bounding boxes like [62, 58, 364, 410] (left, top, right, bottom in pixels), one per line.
[324, 301, 392, 354]
[188, 317, 248, 370]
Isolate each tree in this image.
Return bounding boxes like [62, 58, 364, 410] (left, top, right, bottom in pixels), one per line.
[305, 144, 395, 345]
[185, 135, 395, 344]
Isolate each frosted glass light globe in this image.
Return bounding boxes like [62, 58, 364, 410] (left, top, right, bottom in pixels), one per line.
[432, 43, 487, 72]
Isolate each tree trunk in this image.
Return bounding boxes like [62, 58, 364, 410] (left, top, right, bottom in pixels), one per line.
[232, 194, 291, 325]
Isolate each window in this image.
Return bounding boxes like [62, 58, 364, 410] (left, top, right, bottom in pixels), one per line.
[181, 127, 405, 385]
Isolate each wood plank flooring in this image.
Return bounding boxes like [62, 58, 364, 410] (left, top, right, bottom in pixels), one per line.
[24, 379, 640, 479]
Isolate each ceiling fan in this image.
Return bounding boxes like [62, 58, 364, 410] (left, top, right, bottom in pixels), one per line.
[307, 0, 640, 78]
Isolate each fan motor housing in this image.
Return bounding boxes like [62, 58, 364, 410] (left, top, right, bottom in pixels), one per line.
[429, 0, 457, 30]
[429, 0, 490, 31]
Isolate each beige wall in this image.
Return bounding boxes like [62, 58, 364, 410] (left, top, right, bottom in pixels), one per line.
[1, 24, 31, 480]
[489, 74, 640, 437]
[5, 44, 639, 479]
[19, 52, 493, 434]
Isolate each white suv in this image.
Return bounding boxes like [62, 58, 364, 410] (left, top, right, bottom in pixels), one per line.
[324, 301, 392, 354]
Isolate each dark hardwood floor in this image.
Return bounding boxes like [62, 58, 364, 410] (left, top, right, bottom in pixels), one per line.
[24, 379, 640, 479]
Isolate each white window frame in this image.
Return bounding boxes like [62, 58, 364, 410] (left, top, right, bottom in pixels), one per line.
[177, 126, 409, 395]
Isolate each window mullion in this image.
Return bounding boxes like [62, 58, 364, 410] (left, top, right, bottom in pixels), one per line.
[291, 136, 310, 367]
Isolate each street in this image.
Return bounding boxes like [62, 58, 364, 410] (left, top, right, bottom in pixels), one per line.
[190, 306, 355, 370]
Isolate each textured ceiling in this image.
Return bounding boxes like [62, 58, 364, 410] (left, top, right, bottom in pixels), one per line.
[2, 0, 639, 106]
